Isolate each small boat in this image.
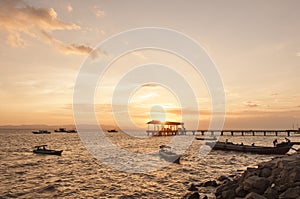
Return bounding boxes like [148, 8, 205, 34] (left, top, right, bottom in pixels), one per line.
[159, 145, 181, 164]
[205, 141, 292, 155]
[32, 130, 51, 134]
[107, 129, 118, 133]
[54, 128, 77, 133]
[33, 145, 63, 156]
[67, 129, 77, 133]
[54, 128, 67, 132]
[196, 137, 217, 141]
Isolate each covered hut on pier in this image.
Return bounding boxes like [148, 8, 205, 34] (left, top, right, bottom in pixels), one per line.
[146, 120, 185, 136]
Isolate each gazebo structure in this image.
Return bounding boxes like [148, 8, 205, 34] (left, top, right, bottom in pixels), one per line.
[146, 120, 186, 136]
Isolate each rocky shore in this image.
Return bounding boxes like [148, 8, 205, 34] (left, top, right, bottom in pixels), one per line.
[183, 151, 300, 199]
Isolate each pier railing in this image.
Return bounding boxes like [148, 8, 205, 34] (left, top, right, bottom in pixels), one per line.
[146, 129, 300, 137]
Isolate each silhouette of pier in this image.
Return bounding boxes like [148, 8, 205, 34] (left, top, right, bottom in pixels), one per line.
[146, 120, 300, 137]
[185, 129, 300, 137]
[146, 129, 300, 137]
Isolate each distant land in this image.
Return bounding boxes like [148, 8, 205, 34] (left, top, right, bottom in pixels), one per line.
[0, 124, 76, 130]
[0, 124, 116, 131]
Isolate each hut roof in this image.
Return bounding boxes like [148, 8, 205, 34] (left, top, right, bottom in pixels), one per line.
[147, 120, 182, 125]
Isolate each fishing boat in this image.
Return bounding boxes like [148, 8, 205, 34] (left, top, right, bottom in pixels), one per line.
[54, 128, 67, 132]
[32, 130, 51, 134]
[205, 141, 292, 155]
[159, 145, 181, 164]
[67, 129, 77, 133]
[196, 137, 217, 141]
[54, 128, 77, 133]
[107, 129, 118, 133]
[33, 145, 63, 156]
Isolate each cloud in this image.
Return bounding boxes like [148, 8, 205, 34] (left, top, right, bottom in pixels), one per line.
[132, 51, 147, 59]
[40, 30, 106, 59]
[244, 101, 259, 108]
[93, 6, 105, 17]
[0, 0, 105, 57]
[67, 4, 73, 12]
[142, 83, 158, 88]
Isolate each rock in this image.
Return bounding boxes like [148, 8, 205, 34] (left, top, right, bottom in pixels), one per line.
[202, 180, 218, 187]
[260, 167, 272, 178]
[235, 185, 247, 197]
[277, 160, 289, 169]
[264, 187, 278, 199]
[279, 186, 300, 199]
[215, 179, 238, 199]
[288, 167, 300, 183]
[188, 183, 198, 191]
[218, 175, 229, 182]
[243, 176, 270, 195]
[182, 192, 200, 199]
[244, 192, 267, 199]
[221, 189, 235, 199]
[278, 184, 289, 192]
[198, 180, 218, 187]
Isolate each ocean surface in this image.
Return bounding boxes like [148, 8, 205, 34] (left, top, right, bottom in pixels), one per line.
[1, 129, 300, 198]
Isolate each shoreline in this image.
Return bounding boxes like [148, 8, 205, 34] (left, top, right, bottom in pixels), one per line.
[183, 150, 300, 199]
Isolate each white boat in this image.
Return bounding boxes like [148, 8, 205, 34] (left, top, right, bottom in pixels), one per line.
[159, 145, 181, 164]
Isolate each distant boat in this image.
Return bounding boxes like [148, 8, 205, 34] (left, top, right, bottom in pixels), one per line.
[159, 145, 181, 164]
[67, 129, 77, 133]
[196, 137, 217, 141]
[32, 130, 51, 134]
[107, 129, 118, 133]
[205, 141, 292, 155]
[54, 128, 67, 132]
[54, 128, 77, 133]
[33, 145, 63, 156]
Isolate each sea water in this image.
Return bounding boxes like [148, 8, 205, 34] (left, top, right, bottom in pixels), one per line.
[1, 129, 299, 198]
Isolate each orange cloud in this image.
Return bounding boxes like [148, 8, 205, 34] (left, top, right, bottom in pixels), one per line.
[0, 0, 105, 57]
[243, 101, 259, 108]
[93, 6, 105, 17]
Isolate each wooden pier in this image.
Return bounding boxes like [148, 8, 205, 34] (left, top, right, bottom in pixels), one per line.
[185, 129, 300, 137]
[146, 129, 300, 137]
[146, 120, 300, 137]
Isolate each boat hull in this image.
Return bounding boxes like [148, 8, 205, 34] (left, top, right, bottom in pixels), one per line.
[205, 142, 291, 155]
[159, 150, 181, 164]
[33, 150, 63, 156]
[196, 137, 217, 141]
[107, 130, 118, 133]
[32, 131, 51, 134]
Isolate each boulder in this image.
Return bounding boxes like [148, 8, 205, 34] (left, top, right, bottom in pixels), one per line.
[287, 167, 300, 183]
[243, 176, 270, 195]
[214, 152, 300, 199]
[260, 167, 272, 178]
[220, 189, 235, 199]
[215, 179, 238, 199]
[279, 186, 300, 199]
[203, 180, 218, 187]
[217, 175, 229, 182]
[235, 185, 247, 197]
[182, 191, 200, 199]
[188, 183, 198, 191]
[244, 192, 267, 199]
[263, 187, 278, 199]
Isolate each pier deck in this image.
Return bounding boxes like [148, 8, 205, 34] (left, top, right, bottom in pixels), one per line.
[146, 129, 300, 137]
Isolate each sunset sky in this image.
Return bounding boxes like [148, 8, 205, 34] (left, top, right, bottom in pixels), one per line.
[0, 0, 299, 129]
